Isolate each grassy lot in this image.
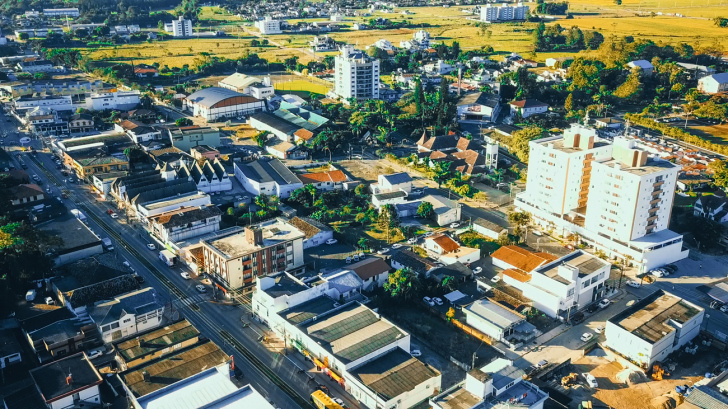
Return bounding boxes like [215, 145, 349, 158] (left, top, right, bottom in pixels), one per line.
[567, 0, 728, 19]
[198, 6, 242, 23]
[273, 79, 330, 94]
[693, 124, 728, 142]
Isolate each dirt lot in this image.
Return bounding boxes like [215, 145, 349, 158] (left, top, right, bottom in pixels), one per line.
[340, 159, 399, 183]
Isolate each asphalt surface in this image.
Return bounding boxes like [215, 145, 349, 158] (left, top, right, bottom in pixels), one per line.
[14, 148, 366, 409]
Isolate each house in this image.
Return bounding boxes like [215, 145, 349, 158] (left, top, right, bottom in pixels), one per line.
[594, 117, 624, 129]
[676, 62, 716, 79]
[310, 35, 337, 52]
[190, 145, 220, 160]
[177, 159, 232, 193]
[545, 57, 573, 68]
[425, 234, 480, 265]
[491, 245, 556, 272]
[423, 60, 456, 75]
[68, 113, 94, 133]
[428, 262, 473, 284]
[266, 139, 307, 159]
[8, 183, 44, 206]
[233, 158, 303, 199]
[420, 195, 462, 226]
[472, 217, 507, 240]
[64, 148, 129, 179]
[24, 107, 69, 135]
[456, 92, 501, 122]
[29, 352, 104, 409]
[371, 172, 412, 194]
[348, 257, 390, 290]
[87, 287, 165, 343]
[698, 73, 728, 94]
[16, 59, 56, 74]
[116, 120, 162, 143]
[38, 215, 103, 266]
[148, 204, 223, 244]
[627, 59, 654, 75]
[389, 249, 438, 276]
[168, 126, 221, 152]
[134, 65, 159, 78]
[298, 168, 350, 191]
[0, 330, 22, 369]
[200, 220, 306, 288]
[509, 99, 549, 118]
[23, 317, 97, 363]
[288, 216, 334, 249]
[605, 290, 703, 368]
[430, 358, 548, 409]
[463, 298, 537, 343]
[694, 195, 728, 222]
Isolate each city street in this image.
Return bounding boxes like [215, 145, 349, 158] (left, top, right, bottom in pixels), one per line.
[16, 148, 366, 409]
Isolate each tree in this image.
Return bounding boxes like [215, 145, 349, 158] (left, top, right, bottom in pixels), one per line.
[445, 307, 456, 321]
[695, 101, 728, 124]
[709, 160, 728, 189]
[510, 126, 545, 163]
[158, 20, 165, 31]
[433, 161, 453, 188]
[383, 268, 420, 299]
[18, 32, 29, 41]
[508, 211, 532, 243]
[355, 183, 368, 197]
[378, 204, 400, 230]
[613, 68, 643, 102]
[687, 215, 724, 250]
[417, 201, 434, 219]
[175, 118, 193, 127]
[252, 131, 269, 148]
[564, 93, 573, 112]
[357, 237, 371, 250]
[496, 232, 512, 246]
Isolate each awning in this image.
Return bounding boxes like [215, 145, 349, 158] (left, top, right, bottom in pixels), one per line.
[708, 283, 728, 304]
[444, 290, 468, 304]
[313, 358, 325, 368]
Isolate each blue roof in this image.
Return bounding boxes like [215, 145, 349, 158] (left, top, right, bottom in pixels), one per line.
[382, 172, 412, 185]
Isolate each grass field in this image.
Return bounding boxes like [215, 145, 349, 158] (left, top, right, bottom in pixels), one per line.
[567, 0, 728, 19]
[273, 79, 330, 94]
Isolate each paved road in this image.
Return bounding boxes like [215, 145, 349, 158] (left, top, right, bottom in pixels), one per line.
[16, 149, 364, 409]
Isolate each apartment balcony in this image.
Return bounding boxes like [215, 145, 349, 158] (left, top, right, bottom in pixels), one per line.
[648, 206, 659, 213]
[647, 215, 658, 222]
[653, 180, 664, 188]
[651, 189, 663, 196]
[650, 198, 661, 205]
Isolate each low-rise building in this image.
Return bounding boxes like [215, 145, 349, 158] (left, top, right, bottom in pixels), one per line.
[255, 16, 283, 34]
[298, 168, 351, 191]
[29, 352, 104, 409]
[371, 172, 412, 194]
[148, 204, 223, 244]
[288, 216, 334, 249]
[38, 215, 103, 266]
[233, 158, 303, 199]
[348, 257, 391, 291]
[24, 317, 96, 363]
[16, 59, 58, 74]
[177, 159, 232, 193]
[113, 319, 201, 371]
[190, 144, 220, 160]
[509, 99, 549, 118]
[64, 148, 129, 179]
[136, 191, 211, 219]
[14, 94, 73, 112]
[456, 92, 501, 122]
[8, 183, 44, 206]
[698, 73, 728, 94]
[605, 290, 704, 368]
[627, 59, 654, 74]
[88, 287, 165, 343]
[201, 221, 306, 288]
[0, 330, 22, 369]
[68, 113, 94, 133]
[218, 72, 273, 96]
[115, 120, 162, 143]
[472, 218, 507, 240]
[693, 195, 728, 222]
[168, 126, 221, 152]
[43, 7, 79, 17]
[185, 87, 265, 122]
[463, 299, 538, 344]
[424, 234, 480, 265]
[389, 249, 438, 276]
[86, 90, 141, 111]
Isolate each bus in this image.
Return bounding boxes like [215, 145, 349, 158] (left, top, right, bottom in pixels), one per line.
[311, 390, 344, 409]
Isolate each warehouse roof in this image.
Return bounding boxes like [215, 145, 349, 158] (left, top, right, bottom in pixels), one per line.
[186, 87, 259, 108]
[236, 158, 301, 185]
[350, 348, 439, 400]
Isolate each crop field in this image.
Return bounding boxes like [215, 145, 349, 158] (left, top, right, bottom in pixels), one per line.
[273, 79, 331, 94]
[567, 0, 728, 19]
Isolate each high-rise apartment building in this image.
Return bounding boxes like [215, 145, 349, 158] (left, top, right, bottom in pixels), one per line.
[334, 45, 380, 101]
[165, 16, 193, 37]
[480, 3, 529, 23]
[254, 16, 283, 34]
[516, 124, 687, 271]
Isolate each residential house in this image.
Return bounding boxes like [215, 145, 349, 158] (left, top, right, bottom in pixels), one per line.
[0, 330, 22, 369]
[509, 99, 549, 118]
[177, 159, 232, 193]
[266, 139, 307, 159]
[423, 60, 456, 75]
[401, 195, 461, 227]
[627, 60, 654, 74]
[456, 92, 501, 122]
[389, 249, 438, 276]
[115, 120, 162, 143]
[463, 298, 537, 343]
[424, 233, 480, 265]
[472, 217, 507, 240]
[298, 168, 351, 191]
[148, 204, 223, 244]
[136, 191, 211, 220]
[68, 113, 94, 133]
[371, 172, 412, 194]
[694, 195, 728, 222]
[201, 220, 306, 288]
[310, 35, 337, 52]
[428, 262, 473, 285]
[87, 287, 165, 343]
[134, 65, 159, 78]
[24, 317, 97, 363]
[190, 145, 220, 160]
[8, 183, 44, 206]
[233, 158, 303, 199]
[16, 59, 57, 74]
[676, 62, 716, 79]
[594, 117, 624, 129]
[605, 290, 703, 368]
[348, 257, 390, 291]
[698, 73, 728, 94]
[288, 216, 334, 249]
[28, 352, 104, 409]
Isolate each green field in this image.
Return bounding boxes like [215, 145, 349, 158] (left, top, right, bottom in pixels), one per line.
[273, 79, 330, 94]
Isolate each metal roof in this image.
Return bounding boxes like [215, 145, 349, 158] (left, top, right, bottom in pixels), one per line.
[185, 87, 248, 108]
[350, 348, 440, 400]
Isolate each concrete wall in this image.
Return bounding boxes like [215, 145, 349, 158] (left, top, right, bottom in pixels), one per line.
[51, 385, 100, 409]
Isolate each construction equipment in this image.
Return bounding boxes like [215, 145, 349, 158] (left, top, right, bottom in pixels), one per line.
[652, 362, 670, 381]
[561, 372, 579, 387]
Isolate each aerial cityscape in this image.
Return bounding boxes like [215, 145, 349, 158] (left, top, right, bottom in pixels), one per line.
[0, 1, 728, 409]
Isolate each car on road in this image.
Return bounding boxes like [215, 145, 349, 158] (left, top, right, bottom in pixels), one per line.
[32, 174, 40, 181]
[410, 349, 422, 357]
[332, 397, 346, 407]
[581, 332, 594, 342]
[450, 222, 460, 229]
[497, 182, 509, 188]
[44, 296, 54, 305]
[55, 196, 62, 202]
[392, 243, 402, 249]
[123, 261, 131, 268]
[195, 285, 206, 293]
[626, 280, 640, 288]
[377, 248, 390, 254]
[181, 272, 191, 280]
[423, 296, 434, 306]
[583, 373, 598, 388]
[146, 243, 156, 250]
[651, 269, 667, 278]
[491, 276, 501, 283]
[325, 239, 338, 245]
[407, 237, 418, 244]
[110, 213, 118, 219]
[598, 299, 611, 309]
[87, 350, 103, 360]
[720, 304, 728, 314]
[61, 192, 68, 199]
[433, 297, 443, 306]
[595, 325, 604, 334]
[536, 360, 549, 369]
[351, 154, 362, 159]
[531, 230, 542, 236]
[473, 266, 482, 274]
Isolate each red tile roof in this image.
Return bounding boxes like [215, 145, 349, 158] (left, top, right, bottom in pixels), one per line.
[428, 234, 460, 253]
[502, 268, 531, 283]
[491, 245, 556, 272]
[294, 129, 314, 141]
[299, 170, 347, 184]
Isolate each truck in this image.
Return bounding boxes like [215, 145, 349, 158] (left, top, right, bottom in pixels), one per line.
[101, 238, 114, 251]
[70, 209, 86, 223]
[159, 250, 176, 267]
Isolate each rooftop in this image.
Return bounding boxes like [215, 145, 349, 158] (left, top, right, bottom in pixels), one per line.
[279, 296, 339, 325]
[288, 216, 333, 240]
[236, 158, 302, 186]
[53, 252, 134, 293]
[263, 274, 309, 298]
[348, 257, 390, 281]
[491, 246, 557, 273]
[149, 205, 222, 229]
[88, 287, 161, 326]
[427, 234, 460, 253]
[374, 190, 408, 201]
[598, 157, 678, 176]
[2, 384, 46, 409]
[138, 191, 208, 211]
[205, 218, 304, 259]
[381, 172, 412, 185]
[218, 72, 265, 90]
[186, 87, 259, 108]
[609, 290, 703, 344]
[0, 329, 22, 358]
[30, 352, 102, 403]
[114, 319, 200, 364]
[390, 249, 438, 275]
[473, 217, 507, 233]
[535, 250, 608, 281]
[38, 215, 100, 254]
[465, 299, 524, 331]
[350, 348, 440, 400]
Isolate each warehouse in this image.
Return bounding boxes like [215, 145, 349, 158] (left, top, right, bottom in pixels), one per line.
[184, 87, 265, 122]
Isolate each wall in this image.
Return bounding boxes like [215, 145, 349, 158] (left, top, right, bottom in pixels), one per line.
[55, 243, 104, 267]
[463, 309, 504, 340]
[50, 385, 101, 409]
[604, 321, 657, 367]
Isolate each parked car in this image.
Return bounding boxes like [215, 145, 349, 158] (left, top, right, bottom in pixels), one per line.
[44, 296, 54, 305]
[326, 239, 338, 245]
[180, 272, 190, 280]
[87, 350, 103, 359]
[491, 276, 501, 283]
[332, 397, 346, 407]
[410, 349, 422, 357]
[423, 296, 434, 306]
[536, 360, 549, 369]
[407, 237, 418, 244]
[433, 297, 443, 306]
[720, 304, 728, 313]
[626, 280, 640, 288]
[580, 332, 594, 342]
[377, 248, 390, 254]
[663, 264, 678, 273]
[450, 222, 460, 229]
[110, 213, 118, 219]
[531, 230, 542, 236]
[146, 243, 156, 250]
[473, 267, 482, 274]
[345, 256, 352, 264]
[583, 373, 598, 388]
[595, 325, 604, 334]
[195, 285, 207, 293]
[598, 299, 611, 309]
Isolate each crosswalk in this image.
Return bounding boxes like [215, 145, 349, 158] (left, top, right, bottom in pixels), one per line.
[173, 294, 208, 308]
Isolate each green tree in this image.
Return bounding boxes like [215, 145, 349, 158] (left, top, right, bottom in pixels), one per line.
[510, 126, 545, 163]
[355, 183, 368, 197]
[357, 237, 371, 250]
[417, 201, 434, 219]
[508, 211, 532, 243]
[252, 131, 269, 147]
[383, 268, 420, 299]
[709, 160, 728, 189]
[564, 93, 573, 112]
[445, 307, 456, 321]
[378, 204, 400, 230]
[433, 161, 453, 188]
[175, 117, 193, 127]
[613, 68, 643, 102]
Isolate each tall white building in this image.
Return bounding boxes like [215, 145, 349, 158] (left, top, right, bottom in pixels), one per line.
[516, 124, 688, 271]
[255, 16, 283, 34]
[165, 16, 193, 37]
[334, 45, 380, 101]
[480, 3, 528, 23]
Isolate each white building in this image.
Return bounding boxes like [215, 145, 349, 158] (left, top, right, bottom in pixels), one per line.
[515, 124, 688, 271]
[501, 250, 610, 318]
[177, 159, 232, 193]
[86, 90, 141, 111]
[148, 204, 222, 244]
[164, 16, 193, 37]
[88, 288, 165, 343]
[456, 92, 501, 122]
[333, 45, 380, 101]
[43, 8, 79, 17]
[431, 358, 548, 409]
[137, 191, 212, 219]
[463, 299, 537, 343]
[698, 73, 728, 94]
[627, 60, 654, 75]
[424, 233, 479, 265]
[480, 3, 528, 23]
[218, 72, 274, 98]
[310, 35, 338, 52]
[255, 16, 283, 34]
[289, 216, 334, 249]
[233, 158, 303, 199]
[14, 94, 73, 112]
[184, 87, 265, 122]
[509, 99, 548, 118]
[371, 172, 412, 194]
[605, 290, 704, 368]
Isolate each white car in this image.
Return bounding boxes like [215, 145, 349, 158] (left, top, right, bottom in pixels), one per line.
[410, 349, 422, 357]
[472, 267, 482, 274]
[450, 222, 460, 229]
[45, 296, 54, 305]
[583, 373, 598, 388]
[580, 332, 594, 342]
[626, 280, 640, 288]
[531, 230, 542, 236]
[595, 325, 604, 334]
[146, 243, 156, 250]
[377, 248, 390, 254]
[180, 272, 191, 280]
[433, 297, 443, 306]
[598, 299, 610, 309]
[332, 397, 346, 406]
[392, 243, 402, 249]
[110, 213, 118, 219]
[720, 305, 728, 313]
[407, 237, 418, 244]
[123, 261, 131, 268]
[423, 296, 434, 306]
[326, 239, 338, 245]
[195, 285, 207, 293]
[491, 276, 501, 283]
[87, 350, 103, 359]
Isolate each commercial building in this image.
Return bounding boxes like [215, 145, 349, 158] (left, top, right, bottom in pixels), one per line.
[148, 204, 222, 244]
[480, 3, 528, 23]
[164, 16, 193, 37]
[53, 262, 138, 315]
[255, 16, 283, 34]
[0, 78, 107, 97]
[86, 90, 141, 111]
[38, 215, 103, 266]
[605, 290, 704, 368]
[113, 319, 201, 371]
[233, 158, 303, 199]
[177, 158, 232, 193]
[14, 94, 73, 112]
[64, 148, 129, 178]
[16, 59, 58, 74]
[698, 72, 728, 94]
[334, 45, 380, 101]
[184, 87, 265, 122]
[88, 287, 164, 343]
[43, 8, 80, 17]
[515, 124, 687, 271]
[136, 191, 211, 219]
[29, 352, 103, 409]
[218, 72, 274, 98]
[201, 220, 306, 288]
